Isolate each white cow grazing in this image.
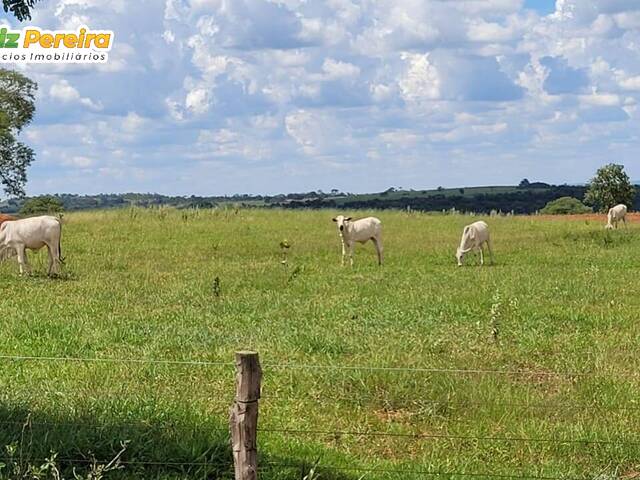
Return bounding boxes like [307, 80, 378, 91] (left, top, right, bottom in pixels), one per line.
[0, 216, 63, 276]
[606, 204, 628, 230]
[332, 215, 383, 266]
[456, 221, 493, 267]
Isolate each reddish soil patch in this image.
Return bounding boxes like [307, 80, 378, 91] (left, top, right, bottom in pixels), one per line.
[535, 212, 640, 223]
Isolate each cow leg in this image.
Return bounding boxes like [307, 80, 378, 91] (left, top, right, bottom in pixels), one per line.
[46, 244, 53, 275]
[479, 246, 484, 266]
[348, 242, 354, 267]
[46, 243, 60, 276]
[372, 236, 383, 266]
[341, 241, 346, 266]
[16, 246, 29, 276]
[486, 240, 494, 265]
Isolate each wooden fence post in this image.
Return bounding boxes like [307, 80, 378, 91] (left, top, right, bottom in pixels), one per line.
[229, 351, 262, 480]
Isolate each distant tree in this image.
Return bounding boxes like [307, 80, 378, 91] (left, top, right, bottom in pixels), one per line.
[584, 163, 635, 212]
[0, 68, 37, 197]
[437, 186, 444, 191]
[459, 188, 465, 195]
[528, 182, 550, 188]
[20, 195, 64, 215]
[2, 0, 41, 21]
[519, 178, 530, 188]
[540, 197, 591, 215]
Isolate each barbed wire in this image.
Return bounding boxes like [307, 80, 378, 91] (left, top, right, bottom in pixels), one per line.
[2, 353, 639, 380]
[263, 362, 590, 376]
[0, 419, 231, 431]
[0, 354, 234, 368]
[263, 461, 586, 480]
[1, 418, 636, 448]
[258, 393, 640, 412]
[0, 456, 231, 468]
[258, 427, 640, 446]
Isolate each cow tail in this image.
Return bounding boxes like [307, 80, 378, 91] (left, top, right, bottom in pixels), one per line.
[57, 218, 65, 264]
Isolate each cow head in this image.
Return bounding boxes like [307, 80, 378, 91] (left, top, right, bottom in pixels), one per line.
[332, 215, 352, 233]
[456, 247, 464, 266]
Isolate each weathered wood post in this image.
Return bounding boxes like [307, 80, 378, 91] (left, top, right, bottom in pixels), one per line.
[229, 351, 262, 480]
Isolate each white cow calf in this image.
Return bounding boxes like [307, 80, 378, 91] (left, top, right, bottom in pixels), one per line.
[456, 220, 493, 267]
[0, 215, 63, 276]
[332, 215, 383, 266]
[606, 204, 628, 230]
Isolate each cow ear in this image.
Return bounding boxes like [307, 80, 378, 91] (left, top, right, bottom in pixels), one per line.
[332, 217, 337, 222]
[345, 217, 352, 221]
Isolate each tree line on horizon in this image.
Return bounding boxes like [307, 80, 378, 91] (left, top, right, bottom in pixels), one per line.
[3, 176, 639, 216]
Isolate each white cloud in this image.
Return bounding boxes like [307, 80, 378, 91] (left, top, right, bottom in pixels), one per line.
[49, 80, 103, 111]
[467, 19, 517, 42]
[398, 52, 441, 103]
[62, 156, 95, 168]
[580, 90, 621, 106]
[13, 0, 640, 197]
[617, 73, 640, 91]
[185, 87, 211, 114]
[122, 112, 147, 133]
[322, 58, 360, 80]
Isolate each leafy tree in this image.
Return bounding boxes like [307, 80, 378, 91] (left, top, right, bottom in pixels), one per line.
[540, 197, 591, 215]
[2, 0, 40, 21]
[20, 195, 64, 215]
[0, 68, 37, 197]
[584, 163, 635, 212]
[519, 178, 530, 188]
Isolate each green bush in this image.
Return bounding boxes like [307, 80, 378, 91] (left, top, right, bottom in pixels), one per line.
[20, 196, 64, 216]
[540, 196, 592, 215]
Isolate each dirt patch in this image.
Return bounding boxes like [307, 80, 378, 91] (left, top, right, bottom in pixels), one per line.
[372, 408, 414, 424]
[621, 470, 640, 480]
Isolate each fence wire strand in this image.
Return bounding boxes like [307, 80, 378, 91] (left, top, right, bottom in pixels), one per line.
[3, 353, 640, 380]
[258, 427, 640, 446]
[0, 354, 234, 368]
[1, 352, 639, 478]
[263, 461, 585, 480]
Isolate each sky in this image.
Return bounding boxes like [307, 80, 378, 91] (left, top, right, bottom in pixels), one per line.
[2, 0, 640, 197]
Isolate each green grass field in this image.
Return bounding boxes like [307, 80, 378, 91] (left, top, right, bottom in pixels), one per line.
[1, 208, 639, 479]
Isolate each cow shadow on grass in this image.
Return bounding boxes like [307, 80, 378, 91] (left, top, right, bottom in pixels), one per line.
[0, 405, 355, 480]
[18, 272, 77, 282]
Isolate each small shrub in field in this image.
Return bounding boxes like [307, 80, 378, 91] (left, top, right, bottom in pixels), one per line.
[0, 440, 127, 480]
[540, 197, 591, 215]
[279, 239, 291, 265]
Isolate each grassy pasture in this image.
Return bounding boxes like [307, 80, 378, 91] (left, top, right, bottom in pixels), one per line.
[1, 208, 640, 479]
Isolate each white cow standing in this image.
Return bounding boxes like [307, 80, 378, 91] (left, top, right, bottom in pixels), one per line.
[0, 216, 63, 276]
[332, 215, 383, 266]
[606, 204, 628, 230]
[456, 220, 493, 267]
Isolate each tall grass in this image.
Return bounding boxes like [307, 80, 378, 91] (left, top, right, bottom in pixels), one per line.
[0, 208, 639, 479]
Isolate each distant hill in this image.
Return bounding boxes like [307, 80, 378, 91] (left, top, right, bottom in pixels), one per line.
[2, 184, 639, 215]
